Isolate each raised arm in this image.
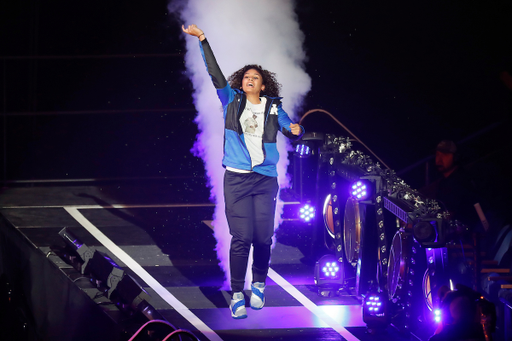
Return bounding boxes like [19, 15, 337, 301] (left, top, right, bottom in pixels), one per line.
[182, 24, 232, 106]
[182, 24, 205, 41]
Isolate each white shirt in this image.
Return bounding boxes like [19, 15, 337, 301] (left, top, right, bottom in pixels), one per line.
[240, 97, 266, 168]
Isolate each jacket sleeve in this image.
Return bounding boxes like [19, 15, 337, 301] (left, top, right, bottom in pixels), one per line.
[277, 103, 305, 141]
[199, 38, 233, 107]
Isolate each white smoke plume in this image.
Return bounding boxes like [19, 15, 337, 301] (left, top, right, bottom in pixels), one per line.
[168, 0, 311, 290]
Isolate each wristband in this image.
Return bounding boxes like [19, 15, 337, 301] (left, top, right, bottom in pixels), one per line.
[198, 33, 205, 39]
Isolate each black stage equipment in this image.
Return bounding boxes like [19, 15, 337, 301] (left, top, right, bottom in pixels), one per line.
[57, 227, 199, 340]
[362, 290, 389, 333]
[315, 134, 460, 335]
[314, 253, 345, 297]
[59, 227, 96, 274]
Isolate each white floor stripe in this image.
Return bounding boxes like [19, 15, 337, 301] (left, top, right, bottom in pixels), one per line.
[267, 268, 360, 341]
[64, 207, 223, 341]
[3, 203, 215, 209]
[2, 201, 298, 210]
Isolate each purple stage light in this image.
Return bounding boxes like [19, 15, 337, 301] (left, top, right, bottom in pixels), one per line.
[366, 295, 382, 312]
[434, 309, 441, 323]
[299, 204, 315, 222]
[295, 142, 311, 157]
[362, 291, 389, 329]
[314, 254, 344, 296]
[350, 180, 369, 200]
[321, 261, 341, 280]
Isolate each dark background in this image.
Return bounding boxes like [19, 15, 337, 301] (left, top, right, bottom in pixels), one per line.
[1, 0, 511, 190]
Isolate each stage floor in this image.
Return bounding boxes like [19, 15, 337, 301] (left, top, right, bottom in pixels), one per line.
[0, 179, 422, 341]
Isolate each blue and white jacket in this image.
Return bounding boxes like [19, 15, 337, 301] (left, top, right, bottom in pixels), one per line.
[200, 38, 304, 177]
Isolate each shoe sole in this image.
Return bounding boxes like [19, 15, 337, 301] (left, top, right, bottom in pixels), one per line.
[232, 314, 247, 319]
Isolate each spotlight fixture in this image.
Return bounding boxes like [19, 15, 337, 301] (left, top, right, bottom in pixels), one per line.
[412, 216, 450, 247]
[314, 254, 344, 297]
[365, 295, 383, 313]
[88, 250, 125, 298]
[362, 291, 389, 330]
[322, 261, 341, 279]
[413, 220, 437, 243]
[292, 135, 321, 203]
[299, 203, 315, 222]
[350, 180, 370, 201]
[295, 141, 312, 158]
[434, 309, 442, 323]
[56, 229, 193, 338]
[58, 227, 96, 274]
[111, 273, 151, 313]
[424, 247, 452, 328]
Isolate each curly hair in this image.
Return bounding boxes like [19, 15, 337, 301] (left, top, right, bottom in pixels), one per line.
[227, 64, 282, 98]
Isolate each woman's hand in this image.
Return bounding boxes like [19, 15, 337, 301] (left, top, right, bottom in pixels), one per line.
[289, 123, 302, 136]
[182, 24, 205, 41]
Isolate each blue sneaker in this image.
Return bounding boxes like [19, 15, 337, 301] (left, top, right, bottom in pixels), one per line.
[230, 292, 247, 319]
[250, 282, 265, 310]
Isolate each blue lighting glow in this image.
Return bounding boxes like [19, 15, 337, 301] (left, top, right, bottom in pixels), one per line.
[363, 292, 388, 325]
[299, 204, 315, 222]
[434, 309, 441, 323]
[295, 143, 311, 157]
[367, 298, 381, 312]
[321, 261, 340, 279]
[365, 295, 384, 314]
[350, 180, 369, 200]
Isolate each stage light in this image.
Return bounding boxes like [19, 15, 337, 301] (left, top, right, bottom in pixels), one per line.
[434, 309, 442, 323]
[413, 220, 437, 243]
[111, 273, 151, 313]
[295, 141, 312, 157]
[362, 291, 389, 330]
[59, 227, 125, 296]
[350, 180, 369, 200]
[314, 254, 344, 297]
[322, 261, 341, 279]
[88, 250, 125, 298]
[292, 137, 319, 203]
[412, 216, 452, 247]
[58, 227, 96, 274]
[57, 228, 179, 336]
[299, 203, 315, 222]
[365, 295, 383, 313]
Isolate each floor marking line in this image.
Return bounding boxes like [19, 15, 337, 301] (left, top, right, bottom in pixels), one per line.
[2, 203, 216, 209]
[64, 207, 223, 341]
[1, 201, 300, 210]
[268, 267, 360, 341]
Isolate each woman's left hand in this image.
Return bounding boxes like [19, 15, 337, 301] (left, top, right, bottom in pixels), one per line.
[289, 123, 301, 136]
[181, 24, 205, 40]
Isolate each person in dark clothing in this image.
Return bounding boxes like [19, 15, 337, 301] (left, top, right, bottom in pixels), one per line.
[429, 285, 492, 341]
[434, 140, 481, 228]
[182, 24, 304, 319]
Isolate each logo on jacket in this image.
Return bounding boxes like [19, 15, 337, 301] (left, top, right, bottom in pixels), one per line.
[270, 104, 278, 115]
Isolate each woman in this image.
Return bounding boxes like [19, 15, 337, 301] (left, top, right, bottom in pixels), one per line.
[182, 24, 304, 319]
